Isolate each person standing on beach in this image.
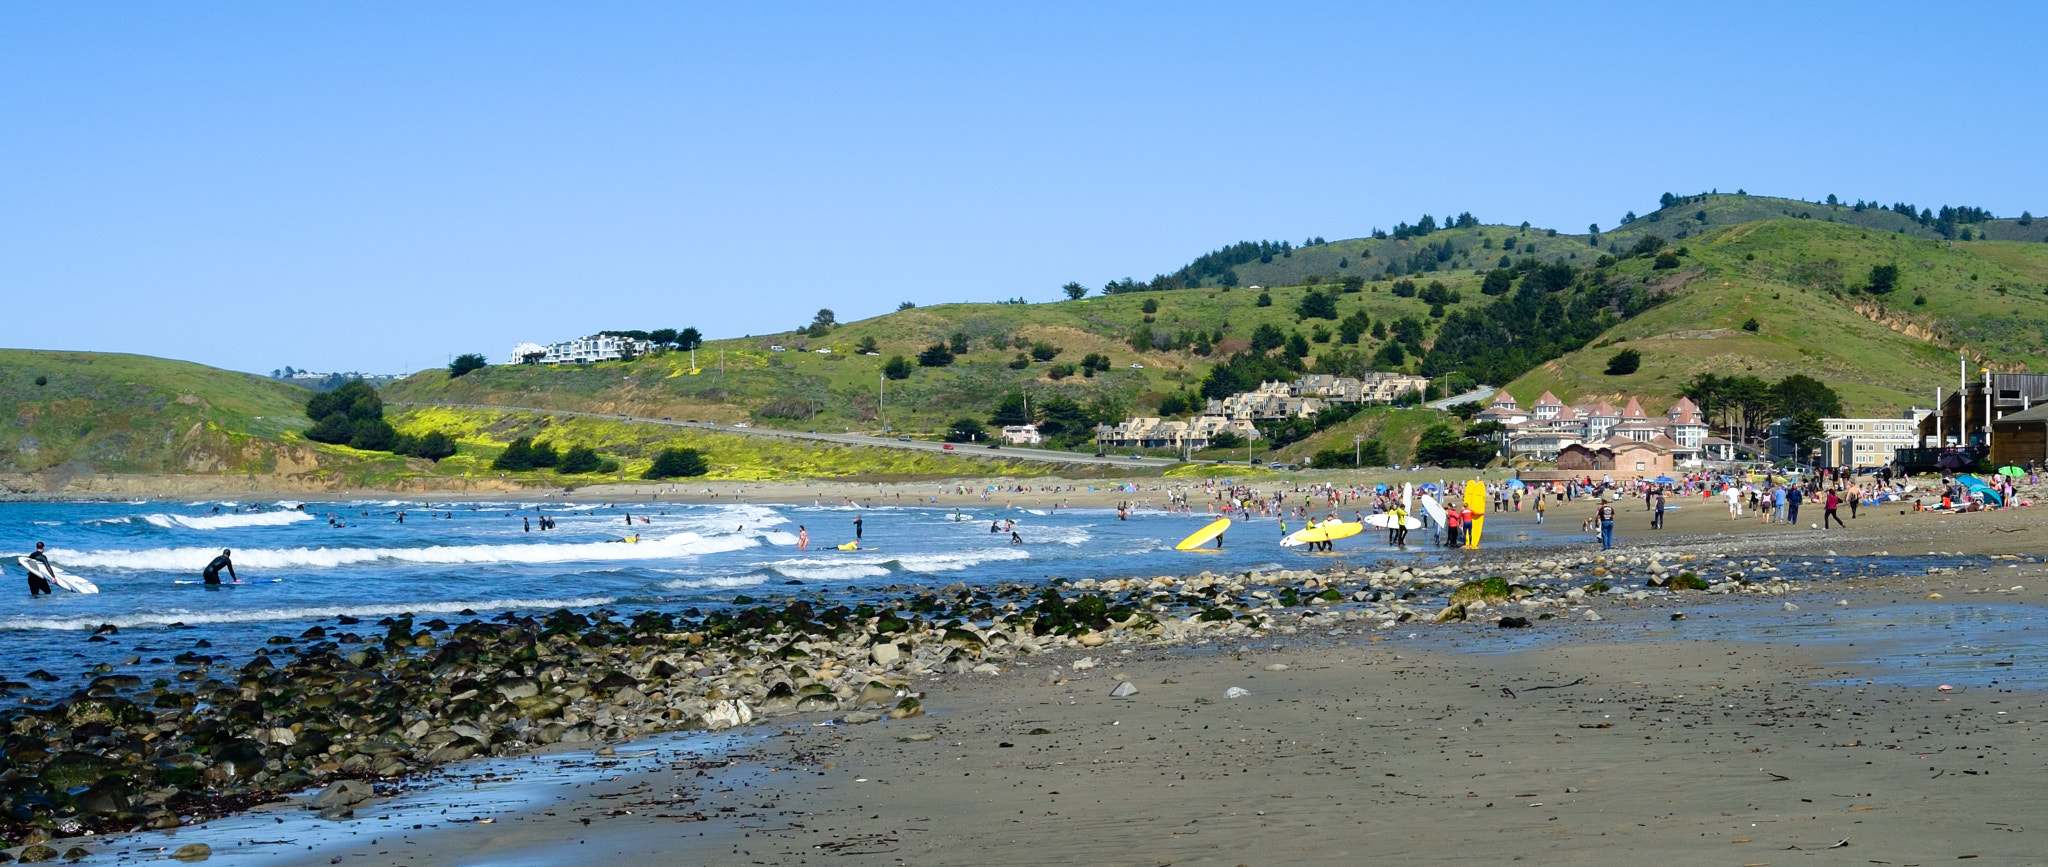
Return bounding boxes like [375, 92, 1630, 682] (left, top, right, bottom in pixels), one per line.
[23, 542, 52, 596]
[1533, 495, 1545, 524]
[1823, 488, 1845, 529]
[1650, 490, 1665, 530]
[1597, 500, 1615, 550]
[1786, 486, 1803, 526]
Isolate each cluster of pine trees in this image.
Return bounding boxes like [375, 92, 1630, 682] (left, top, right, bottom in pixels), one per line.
[302, 382, 456, 461]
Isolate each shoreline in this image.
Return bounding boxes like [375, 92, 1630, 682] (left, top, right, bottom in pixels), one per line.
[6, 499, 2046, 863]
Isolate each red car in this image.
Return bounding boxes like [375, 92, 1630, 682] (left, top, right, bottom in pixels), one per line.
[941, 444, 955, 450]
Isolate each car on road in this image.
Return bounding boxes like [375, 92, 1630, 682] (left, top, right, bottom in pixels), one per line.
[942, 444, 955, 450]
[662, 417, 672, 421]
[734, 423, 749, 428]
[1129, 453, 1142, 460]
[685, 419, 698, 424]
[987, 443, 1001, 449]
[1129, 363, 1145, 369]
[897, 436, 912, 442]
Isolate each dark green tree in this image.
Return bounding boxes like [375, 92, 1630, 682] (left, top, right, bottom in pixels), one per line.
[676, 327, 702, 350]
[493, 436, 539, 471]
[945, 418, 987, 443]
[1771, 374, 1843, 419]
[883, 355, 915, 379]
[917, 343, 954, 367]
[1604, 348, 1642, 375]
[1030, 342, 1062, 362]
[644, 447, 708, 478]
[1294, 289, 1339, 321]
[1285, 332, 1311, 358]
[1866, 263, 1900, 294]
[448, 353, 488, 378]
[1062, 282, 1087, 300]
[990, 393, 1032, 427]
[856, 335, 879, 354]
[557, 445, 604, 474]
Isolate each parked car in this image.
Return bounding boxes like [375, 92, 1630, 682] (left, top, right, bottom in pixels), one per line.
[734, 422, 749, 428]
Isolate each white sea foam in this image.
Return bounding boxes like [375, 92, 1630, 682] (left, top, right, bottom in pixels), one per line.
[659, 574, 771, 590]
[0, 596, 617, 631]
[756, 547, 1028, 581]
[141, 512, 314, 531]
[759, 531, 799, 546]
[83, 517, 133, 526]
[55, 531, 758, 571]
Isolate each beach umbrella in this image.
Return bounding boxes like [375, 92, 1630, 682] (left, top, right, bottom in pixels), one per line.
[1652, 476, 1676, 484]
[1505, 479, 1525, 488]
[1999, 466, 2025, 478]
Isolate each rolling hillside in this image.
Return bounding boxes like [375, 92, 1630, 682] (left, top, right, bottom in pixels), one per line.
[390, 190, 2048, 453]
[0, 349, 320, 481]
[384, 268, 1506, 437]
[1503, 219, 2048, 415]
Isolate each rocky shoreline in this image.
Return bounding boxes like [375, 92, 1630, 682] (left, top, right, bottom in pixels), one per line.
[4, 528, 1956, 862]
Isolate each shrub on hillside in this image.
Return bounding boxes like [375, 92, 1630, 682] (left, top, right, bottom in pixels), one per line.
[918, 343, 955, 367]
[883, 355, 914, 379]
[1604, 348, 1642, 375]
[644, 447, 708, 479]
[945, 418, 987, 443]
[448, 353, 488, 378]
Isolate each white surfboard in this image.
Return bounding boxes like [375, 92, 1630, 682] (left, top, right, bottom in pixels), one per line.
[1364, 514, 1423, 530]
[19, 557, 98, 594]
[1418, 494, 1449, 528]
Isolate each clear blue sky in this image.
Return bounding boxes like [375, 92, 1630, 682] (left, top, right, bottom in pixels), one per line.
[5, 3, 2044, 375]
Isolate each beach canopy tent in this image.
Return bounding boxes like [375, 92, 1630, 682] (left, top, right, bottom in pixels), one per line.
[2000, 466, 2027, 478]
[1651, 476, 1676, 484]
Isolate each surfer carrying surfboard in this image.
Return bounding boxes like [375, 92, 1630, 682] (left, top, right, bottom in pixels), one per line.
[202, 549, 238, 586]
[23, 543, 52, 596]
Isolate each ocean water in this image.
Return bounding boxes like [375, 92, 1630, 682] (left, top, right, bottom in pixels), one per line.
[0, 499, 1465, 693]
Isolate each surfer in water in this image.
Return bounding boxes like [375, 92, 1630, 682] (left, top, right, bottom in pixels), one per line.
[203, 549, 237, 585]
[23, 542, 52, 596]
[853, 516, 863, 541]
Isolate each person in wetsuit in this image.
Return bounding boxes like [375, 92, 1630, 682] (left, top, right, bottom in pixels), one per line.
[203, 549, 237, 585]
[24, 542, 52, 596]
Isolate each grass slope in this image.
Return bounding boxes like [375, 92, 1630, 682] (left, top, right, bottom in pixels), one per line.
[1204, 225, 1602, 289]
[390, 406, 1062, 482]
[1503, 219, 2048, 416]
[0, 349, 319, 476]
[386, 276, 1484, 435]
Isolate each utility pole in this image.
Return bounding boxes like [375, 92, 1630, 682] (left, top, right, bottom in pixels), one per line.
[1355, 434, 1364, 467]
[878, 370, 885, 431]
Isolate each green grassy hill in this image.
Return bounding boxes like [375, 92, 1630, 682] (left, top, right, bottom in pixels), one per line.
[0, 349, 319, 477]
[1503, 219, 2048, 415]
[1189, 224, 1603, 289]
[385, 273, 1490, 437]
[387, 190, 2048, 458]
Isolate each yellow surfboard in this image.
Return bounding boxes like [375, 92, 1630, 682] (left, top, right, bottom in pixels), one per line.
[1463, 480, 1487, 549]
[1176, 518, 1232, 550]
[1289, 521, 1364, 545]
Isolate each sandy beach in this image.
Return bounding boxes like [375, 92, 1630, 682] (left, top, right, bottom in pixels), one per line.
[199, 494, 2044, 867]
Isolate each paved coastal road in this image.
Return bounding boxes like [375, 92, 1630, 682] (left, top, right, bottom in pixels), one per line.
[1425, 386, 1495, 410]
[391, 402, 1187, 469]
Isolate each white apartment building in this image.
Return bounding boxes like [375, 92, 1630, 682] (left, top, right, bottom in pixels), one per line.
[1768, 409, 1930, 467]
[509, 334, 654, 365]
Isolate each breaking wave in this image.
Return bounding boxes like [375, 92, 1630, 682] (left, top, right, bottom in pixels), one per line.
[141, 512, 314, 531]
[0, 596, 618, 632]
[54, 532, 759, 571]
[756, 547, 1030, 581]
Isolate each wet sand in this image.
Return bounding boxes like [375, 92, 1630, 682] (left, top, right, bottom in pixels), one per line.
[248, 520, 2048, 867]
